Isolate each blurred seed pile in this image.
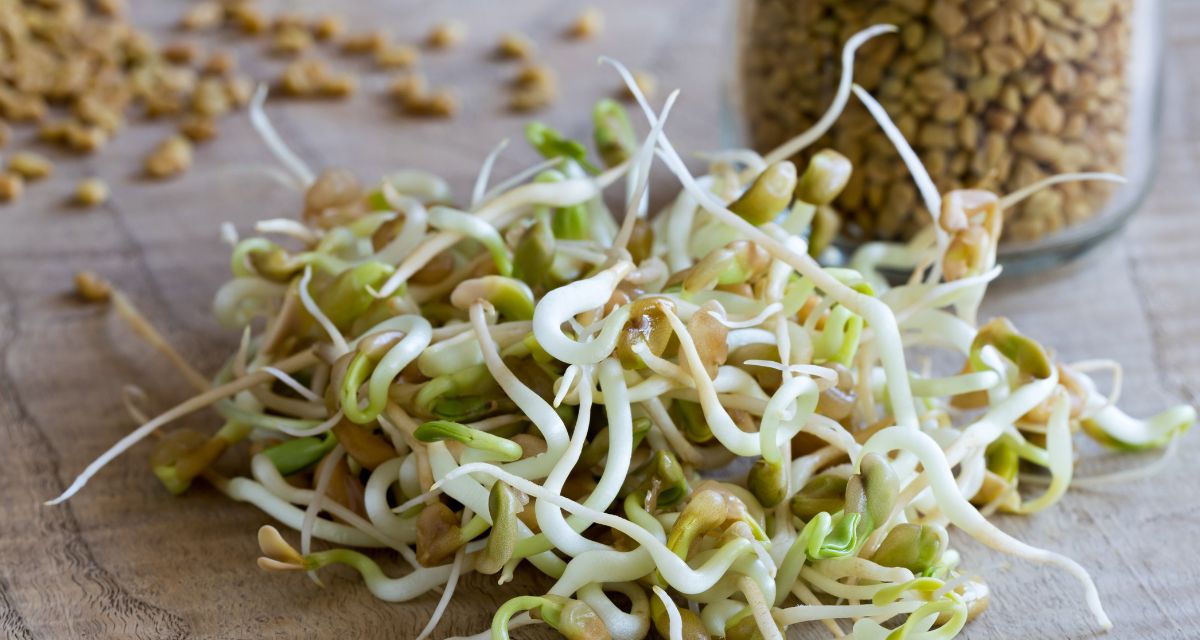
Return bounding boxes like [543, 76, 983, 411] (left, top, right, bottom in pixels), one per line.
[740, 0, 1133, 243]
[0, 1, 647, 205]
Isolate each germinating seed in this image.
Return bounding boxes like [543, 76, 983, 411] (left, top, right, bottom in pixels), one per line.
[375, 44, 419, 69]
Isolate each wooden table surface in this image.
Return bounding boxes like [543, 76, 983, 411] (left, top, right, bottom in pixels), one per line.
[2, 1, 1198, 638]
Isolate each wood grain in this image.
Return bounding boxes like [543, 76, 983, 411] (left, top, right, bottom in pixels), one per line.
[1, 1, 1197, 638]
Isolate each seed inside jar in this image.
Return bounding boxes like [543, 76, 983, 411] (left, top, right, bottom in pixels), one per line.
[738, 0, 1134, 243]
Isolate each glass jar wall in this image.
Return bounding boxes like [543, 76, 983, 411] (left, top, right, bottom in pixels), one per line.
[734, 0, 1162, 271]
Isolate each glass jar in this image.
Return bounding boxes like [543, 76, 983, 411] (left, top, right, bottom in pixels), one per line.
[731, 0, 1163, 273]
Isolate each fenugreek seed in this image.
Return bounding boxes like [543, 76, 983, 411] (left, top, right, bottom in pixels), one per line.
[193, 78, 231, 117]
[163, 40, 200, 64]
[75, 178, 110, 207]
[271, 13, 306, 32]
[231, 4, 267, 34]
[39, 121, 68, 143]
[203, 50, 237, 76]
[318, 73, 358, 98]
[389, 72, 428, 105]
[515, 64, 556, 89]
[509, 86, 556, 112]
[929, 1, 968, 36]
[179, 114, 218, 142]
[144, 135, 193, 179]
[272, 26, 313, 56]
[1024, 92, 1065, 134]
[8, 151, 53, 180]
[621, 71, 657, 102]
[180, 1, 222, 31]
[1012, 132, 1064, 164]
[281, 60, 327, 97]
[375, 43, 419, 69]
[0, 172, 23, 203]
[65, 123, 109, 153]
[406, 89, 458, 117]
[95, 0, 125, 17]
[1075, 0, 1117, 27]
[225, 75, 254, 106]
[568, 7, 604, 39]
[74, 271, 112, 302]
[427, 20, 466, 49]
[312, 15, 345, 41]
[981, 43, 1023, 75]
[74, 97, 123, 133]
[144, 92, 184, 118]
[932, 92, 969, 122]
[496, 32, 535, 60]
[341, 30, 390, 55]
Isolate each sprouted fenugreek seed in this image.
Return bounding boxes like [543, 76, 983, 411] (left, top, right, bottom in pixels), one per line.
[46, 42, 1192, 640]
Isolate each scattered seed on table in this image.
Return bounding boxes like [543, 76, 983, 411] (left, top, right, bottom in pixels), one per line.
[179, 1, 222, 30]
[376, 43, 419, 69]
[8, 151, 53, 180]
[179, 114, 218, 142]
[427, 20, 466, 49]
[569, 7, 604, 39]
[0, 172, 23, 203]
[75, 178, 110, 207]
[144, 135, 193, 179]
[74, 270, 112, 302]
[312, 14, 346, 41]
[496, 32, 536, 60]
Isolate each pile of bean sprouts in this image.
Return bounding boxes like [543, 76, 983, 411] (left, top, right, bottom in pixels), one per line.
[50, 26, 1195, 640]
